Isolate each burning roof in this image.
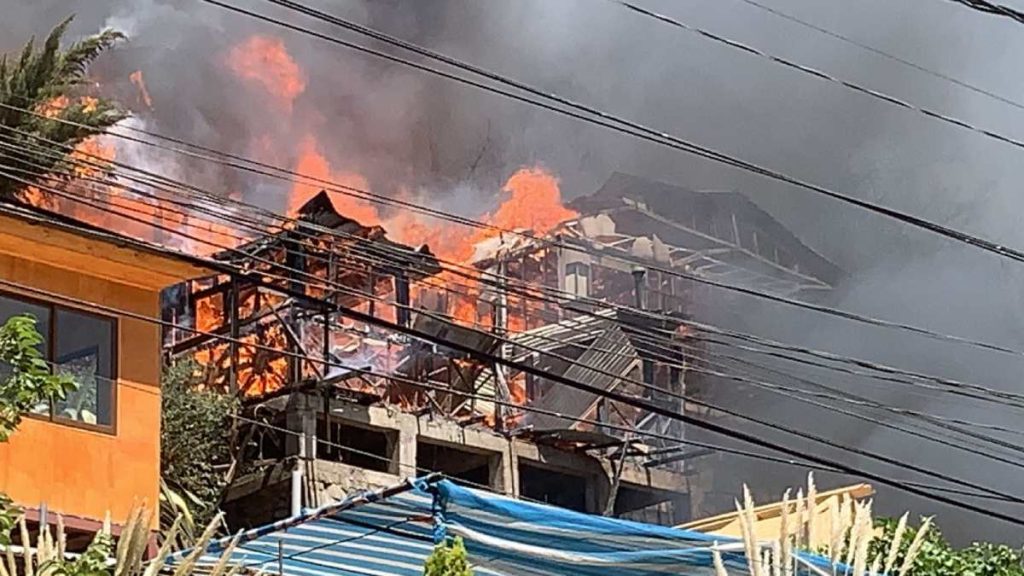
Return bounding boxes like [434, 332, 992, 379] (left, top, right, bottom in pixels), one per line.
[471, 172, 843, 298]
[217, 190, 441, 282]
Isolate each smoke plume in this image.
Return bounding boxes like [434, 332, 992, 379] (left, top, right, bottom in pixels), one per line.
[5, 0, 1024, 543]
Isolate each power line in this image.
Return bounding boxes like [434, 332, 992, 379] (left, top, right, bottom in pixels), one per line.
[236, 415, 1020, 506]
[10, 101, 1024, 378]
[10, 146, 1024, 448]
[196, 0, 1024, 267]
[13, 107, 1024, 423]
[7, 133, 1024, 459]
[946, 0, 1024, 23]
[0, 267, 1020, 518]
[0, 258, 1015, 508]
[9, 120, 1024, 487]
[616, 1, 1024, 151]
[9, 134, 1024, 479]
[26, 333, 1022, 506]
[734, 0, 1024, 113]
[0, 185, 1020, 525]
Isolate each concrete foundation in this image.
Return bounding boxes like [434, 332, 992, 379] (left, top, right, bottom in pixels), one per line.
[226, 396, 694, 528]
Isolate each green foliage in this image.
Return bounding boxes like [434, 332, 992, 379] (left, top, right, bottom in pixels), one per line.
[0, 15, 127, 199]
[2, 506, 242, 576]
[0, 313, 76, 441]
[424, 537, 473, 576]
[52, 530, 115, 576]
[160, 360, 237, 530]
[871, 517, 1024, 576]
[0, 313, 77, 544]
[0, 493, 15, 547]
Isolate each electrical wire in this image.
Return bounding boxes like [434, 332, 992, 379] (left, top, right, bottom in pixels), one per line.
[6, 116, 1024, 502]
[615, 1, 1024, 151]
[30, 350, 1021, 507]
[9, 150, 1024, 457]
[10, 100, 1024, 380]
[191, 0, 1024, 268]
[6, 140, 1024, 487]
[946, 0, 1024, 23]
[6, 136, 1024, 464]
[0, 211, 1021, 525]
[7, 115, 1024, 426]
[734, 0, 1024, 113]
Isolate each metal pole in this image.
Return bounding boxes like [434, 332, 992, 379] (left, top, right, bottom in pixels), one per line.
[494, 255, 510, 432]
[632, 267, 655, 387]
[290, 426, 306, 517]
[228, 277, 240, 394]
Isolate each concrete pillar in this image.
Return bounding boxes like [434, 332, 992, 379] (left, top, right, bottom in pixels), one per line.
[285, 393, 321, 456]
[493, 439, 518, 495]
[394, 412, 418, 478]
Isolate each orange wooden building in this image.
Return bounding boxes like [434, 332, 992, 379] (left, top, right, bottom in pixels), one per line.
[0, 202, 213, 542]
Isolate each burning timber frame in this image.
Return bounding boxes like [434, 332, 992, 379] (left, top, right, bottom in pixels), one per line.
[164, 190, 450, 400]
[160, 173, 841, 527]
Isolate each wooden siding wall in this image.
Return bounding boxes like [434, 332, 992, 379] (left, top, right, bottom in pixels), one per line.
[0, 252, 162, 527]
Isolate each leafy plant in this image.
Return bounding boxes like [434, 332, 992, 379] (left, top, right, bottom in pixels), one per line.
[160, 360, 238, 531]
[870, 517, 1024, 576]
[0, 15, 127, 200]
[424, 536, 473, 576]
[0, 313, 77, 545]
[0, 313, 76, 441]
[0, 506, 242, 576]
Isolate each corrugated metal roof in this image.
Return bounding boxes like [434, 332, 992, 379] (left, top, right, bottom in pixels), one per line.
[175, 477, 846, 576]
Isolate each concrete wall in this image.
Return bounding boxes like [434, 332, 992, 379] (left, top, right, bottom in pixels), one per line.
[229, 396, 692, 525]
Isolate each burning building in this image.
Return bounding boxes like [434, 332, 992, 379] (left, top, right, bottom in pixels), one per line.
[162, 171, 841, 528]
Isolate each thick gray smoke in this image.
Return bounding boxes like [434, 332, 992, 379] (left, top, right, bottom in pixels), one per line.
[5, 0, 1024, 544]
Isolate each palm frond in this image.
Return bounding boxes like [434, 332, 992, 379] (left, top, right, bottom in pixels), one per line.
[0, 15, 128, 201]
[57, 28, 126, 85]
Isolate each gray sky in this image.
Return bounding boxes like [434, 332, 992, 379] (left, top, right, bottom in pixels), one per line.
[6, 0, 1024, 544]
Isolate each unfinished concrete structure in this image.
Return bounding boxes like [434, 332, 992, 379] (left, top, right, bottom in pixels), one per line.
[163, 172, 841, 529]
[223, 397, 690, 527]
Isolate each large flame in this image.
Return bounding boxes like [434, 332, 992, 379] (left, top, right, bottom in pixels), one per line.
[392, 166, 575, 327]
[288, 137, 381, 224]
[226, 35, 306, 112]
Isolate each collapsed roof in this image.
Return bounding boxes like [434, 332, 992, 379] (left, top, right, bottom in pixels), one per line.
[473, 172, 843, 297]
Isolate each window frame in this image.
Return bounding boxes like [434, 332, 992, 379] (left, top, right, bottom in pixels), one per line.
[1, 289, 119, 435]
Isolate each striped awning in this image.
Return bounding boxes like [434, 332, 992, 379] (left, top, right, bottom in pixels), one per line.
[173, 476, 843, 576]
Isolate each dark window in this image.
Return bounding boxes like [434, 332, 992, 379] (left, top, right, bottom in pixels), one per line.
[0, 292, 116, 429]
[518, 463, 589, 513]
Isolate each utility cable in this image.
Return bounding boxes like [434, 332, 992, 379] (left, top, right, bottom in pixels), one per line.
[946, 0, 1024, 24]
[195, 0, 1024, 267]
[616, 1, 1024, 151]
[9, 131, 1024, 471]
[6, 141, 1024, 459]
[0, 174, 1019, 517]
[734, 0, 1024, 113]
[0, 266, 1021, 522]
[8, 119, 1024, 423]
[11, 151, 1024, 451]
[11, 100, 1024, 373]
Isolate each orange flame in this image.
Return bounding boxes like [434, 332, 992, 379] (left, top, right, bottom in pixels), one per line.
[393, 167, 574, 326]
[226, 35, 306, 112]
[288, 137, 381, 225]
[37, 96, 69, 119]
[129, 70, 154, 109]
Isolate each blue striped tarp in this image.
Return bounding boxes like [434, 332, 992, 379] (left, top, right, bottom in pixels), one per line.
[174, 477, 842, 576]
